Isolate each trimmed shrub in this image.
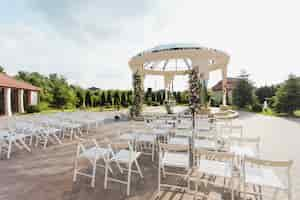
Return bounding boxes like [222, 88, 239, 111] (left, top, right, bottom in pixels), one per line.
[26, 105, 41, 113]
[151, 102, 160, 106]
[251, 103, 263, 112]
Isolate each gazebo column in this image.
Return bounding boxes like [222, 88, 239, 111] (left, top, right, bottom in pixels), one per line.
[4, 87, 12, 116]
[200, 72, 209, 105]
[222, 67, 228, 106]
[18, 89, 25, 113]
[164, 74, 174, 101]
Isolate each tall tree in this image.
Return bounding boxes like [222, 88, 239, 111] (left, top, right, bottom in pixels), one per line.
[274, 74, 300, 115]
[255, 85, 277, 104]
[113, 90, 120, 106]
[120, 92, 128, 107]
[100, 91, 106, 106]
[0, 66, 5, 73]
[106, 90, 112, 105]
[232, 71, 255, 108]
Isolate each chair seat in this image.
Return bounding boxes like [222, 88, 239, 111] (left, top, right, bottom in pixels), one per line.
[152, 129, 169, 136]
[169, 137, 189, 145]
[136, 134, 156, 142]
[119, 133, 136, 141]
[162, 152, 189, 168]
[80, 147, 111, 160]
[111, 150, 141, 163]
[0, 132, 26, 141]
[47, 128, 61, 133]
[245, 166, 286, 189]
[230, 145, 256, 157]
[194, 139, 216, 150]
[197, 159, 232, 178]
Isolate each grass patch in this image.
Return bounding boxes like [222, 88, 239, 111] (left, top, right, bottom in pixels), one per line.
[37, 106, 127, 114]
[259, 108, 277, 116]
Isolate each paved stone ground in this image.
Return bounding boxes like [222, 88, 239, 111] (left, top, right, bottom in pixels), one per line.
[236, 111, 300, 200]
[0, 111, 299, 200]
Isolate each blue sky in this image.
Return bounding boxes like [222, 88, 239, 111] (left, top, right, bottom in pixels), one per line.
[1, 0, 300, 90]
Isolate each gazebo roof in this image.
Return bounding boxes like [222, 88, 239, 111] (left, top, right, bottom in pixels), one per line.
[138, 43, 206, 55]
[129, 43, 230, 76]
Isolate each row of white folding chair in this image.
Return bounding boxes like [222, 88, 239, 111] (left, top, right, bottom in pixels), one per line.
[104, 141, 144, 196]
[158, 141, 292, 200]
[193, 137, 292, 200]
[0, 127, 32, 159]
[73, 138, 112, 187]
[73, 138, 144, 196]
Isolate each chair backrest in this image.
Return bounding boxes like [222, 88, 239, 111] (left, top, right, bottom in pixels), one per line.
[219, 124, 243, 138]
[159, 142, 189, 154]
[244, 156, 293, 194]
[196, 117, 212, 131]
[174, 129, 193, 137]
[193, 148, 235, 167]
[228, 136, 260, 157]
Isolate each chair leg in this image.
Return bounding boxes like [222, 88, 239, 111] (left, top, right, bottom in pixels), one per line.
[62, 129, 65, 139]
[152, 143, 155, 161]
[104, 161, 109, 189]
[231, 178, 234, 200]
[73, 159, 78, 182]
[19, 139, 31, 152]
[116, 161, 123, 174]
[158, 159, 161, 193]
[70, 129, 73, 140]
[162, 165, 166, 178]
[134, 160, 143, 178]
[91, 159, 97, 188]
[7, 140, 12, 159]
[43, 136, 48, 149]
[52, 133, 62, 144]
[127, 162, 132, 196]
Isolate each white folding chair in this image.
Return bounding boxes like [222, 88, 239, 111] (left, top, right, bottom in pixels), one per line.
[0, 129, 31, 159]
[35, 123, 62, 149]
[73, 139, 112, 187]
[190, 149, 235, 200]
[158, 143, 190, 195]
[241, 157, 293, 200]
[104, 141, 143, 196]
[136, 133, 156, 161]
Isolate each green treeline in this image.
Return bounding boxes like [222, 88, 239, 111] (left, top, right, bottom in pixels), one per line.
[14, 71, 189, 111]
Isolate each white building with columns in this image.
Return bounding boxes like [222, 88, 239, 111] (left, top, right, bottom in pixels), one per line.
[0, 73, 40, 116]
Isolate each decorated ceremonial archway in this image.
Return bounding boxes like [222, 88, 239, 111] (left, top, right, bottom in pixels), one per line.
[128, 43, 230, 116]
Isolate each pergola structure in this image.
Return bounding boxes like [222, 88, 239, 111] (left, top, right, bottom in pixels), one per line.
[129, 43, 230, 105]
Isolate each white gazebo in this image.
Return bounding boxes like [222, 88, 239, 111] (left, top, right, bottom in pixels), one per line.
[129, 43, 230, 105]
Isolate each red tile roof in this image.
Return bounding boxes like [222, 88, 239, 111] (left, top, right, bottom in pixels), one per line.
[0, 73, 41, 91]
[211, 77, 240, 91]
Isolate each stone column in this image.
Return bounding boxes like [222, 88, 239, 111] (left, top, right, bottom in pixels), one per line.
[4, 87, 12, 116]
[18, 89, 25, 113]
[222, 67, 228, 106]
